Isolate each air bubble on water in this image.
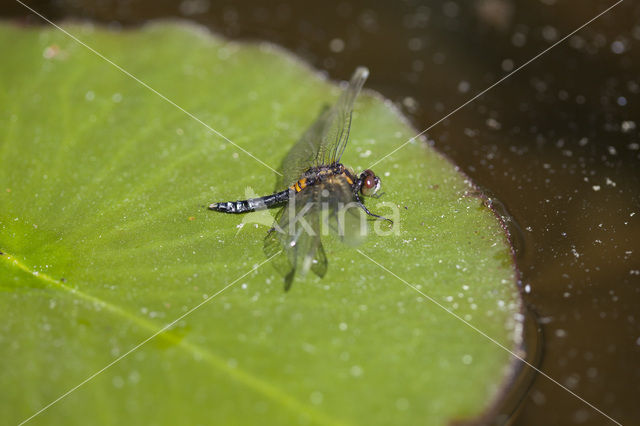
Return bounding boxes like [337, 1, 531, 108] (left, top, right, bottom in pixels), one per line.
[486, 118, 502, 129]
[442, 1, 459, 18]
[585, 367, 598, 379]
[339, 322, 348, 331]
[592, 185, 601, 192]
[611, 40, 626, 54]
[555, 329, 567, 338]
[408, 37, 424, 51]
[179, 0, 210, 16]
[85, 91, 95, 101]
[531, 390, 546, 405]
[111, 93, 122, 103]
[621, 121, 636, 133]
[464, 128, 478, 138]
[329, 38, 345, 53]
[462, 354, 473, 365]
[511, 32, 526, 47]
[402, 96, 418, 113]
[573, 409, 590, 423]
[542, 26, 558, 42]
[501, 58, 514, 71]
[565, 374, 580, 389]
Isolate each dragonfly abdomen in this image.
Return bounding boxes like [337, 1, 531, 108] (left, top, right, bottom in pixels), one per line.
[209, 189, 290, 213]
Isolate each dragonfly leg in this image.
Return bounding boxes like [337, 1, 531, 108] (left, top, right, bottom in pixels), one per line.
[354, 193, 393, 225]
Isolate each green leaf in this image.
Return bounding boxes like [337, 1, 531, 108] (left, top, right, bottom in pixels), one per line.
[0, 22, 523, 425]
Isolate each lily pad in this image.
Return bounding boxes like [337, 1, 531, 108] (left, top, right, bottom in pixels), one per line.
[0, 22, 523, 425]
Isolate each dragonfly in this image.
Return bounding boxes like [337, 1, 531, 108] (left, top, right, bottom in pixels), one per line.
[209, 67, 391, 290]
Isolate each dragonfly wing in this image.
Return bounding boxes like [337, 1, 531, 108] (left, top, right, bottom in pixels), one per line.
[321, 175, 369, 247]
[280, 105, 330, 188]
[263, 175, 368, 290]
[310, 243, 328, 278]
[263, 208, 297, 287]
[322, 67, 369, 165]
[263, 187, 327, 290]
[279, 67, 369, 188]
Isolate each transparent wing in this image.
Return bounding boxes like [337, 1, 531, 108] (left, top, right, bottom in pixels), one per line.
[280, 105, 331, 188]
[263, 177, 367, 290]
[320, 176, 369, 247]
[323, 67, 369, 166]
[263, 187, 326, 291]
[279, 67, 369, 188]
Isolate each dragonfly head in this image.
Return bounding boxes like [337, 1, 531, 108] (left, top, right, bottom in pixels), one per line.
[359, 169, 381, 197]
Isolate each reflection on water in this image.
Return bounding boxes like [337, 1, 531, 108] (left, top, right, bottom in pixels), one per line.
[5, 0, 639, 424]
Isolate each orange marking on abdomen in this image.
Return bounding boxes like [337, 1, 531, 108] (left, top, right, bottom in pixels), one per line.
[291, 178, 307, 192]
[343, 173, 354, 185]
[297, 178, 307, 190]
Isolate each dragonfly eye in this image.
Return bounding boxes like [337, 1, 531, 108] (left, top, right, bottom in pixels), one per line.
[360, 169, 381, 196]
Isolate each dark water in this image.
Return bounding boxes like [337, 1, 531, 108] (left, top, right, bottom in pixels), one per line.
[4, 1, 639, 424]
